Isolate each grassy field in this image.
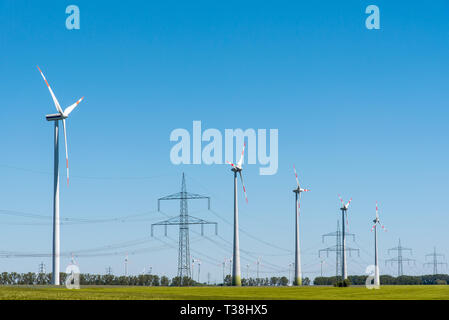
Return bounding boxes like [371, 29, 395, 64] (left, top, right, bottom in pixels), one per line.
[0, 285, 448, 300]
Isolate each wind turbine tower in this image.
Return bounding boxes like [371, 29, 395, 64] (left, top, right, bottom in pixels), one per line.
[371, 201, 387, 287]
[38, 66, 84, 285]
[338, 195, 352, 280]
[292, 165, 309, 285]
[226, 143, 248, 286]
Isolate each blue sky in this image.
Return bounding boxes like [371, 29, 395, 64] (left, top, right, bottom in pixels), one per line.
[0, 0, 448, 282]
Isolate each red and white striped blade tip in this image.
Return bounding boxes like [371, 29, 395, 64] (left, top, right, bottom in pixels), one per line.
[345, 198, 352, 208]
[293, 165, 300, 187]
[239, 172, 248, 203]
[226, 161, 235, 167]
[338, 194, 344, 204]
[66, 158, 69, 186]
[242, 183, 247, 201]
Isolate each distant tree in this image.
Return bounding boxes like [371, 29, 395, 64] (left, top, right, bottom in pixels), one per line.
[279, 276, 288, 286]
[223, 275, 232, 286]
[348, 275, 367, 285]
[160, 276, 170, 286]
[380, 275, 395, 285]
[302, 277, 310, 286]
[397, 275, 421, 285]
[152, 275, 160, 286]
[171, 276, 182, 286]
[334, 278, 351, 287]
[248, 278, 256, 286]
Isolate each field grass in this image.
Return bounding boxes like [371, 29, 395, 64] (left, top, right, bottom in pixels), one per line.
[0, 285, 448, 300]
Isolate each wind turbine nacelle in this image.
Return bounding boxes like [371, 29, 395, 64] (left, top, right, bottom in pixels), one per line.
[46, 113, 66, 121]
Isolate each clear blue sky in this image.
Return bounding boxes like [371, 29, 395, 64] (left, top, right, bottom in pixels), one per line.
[0, 0, 448, 281]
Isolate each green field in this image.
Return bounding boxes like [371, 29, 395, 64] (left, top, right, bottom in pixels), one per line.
[0, 285, 448, 300]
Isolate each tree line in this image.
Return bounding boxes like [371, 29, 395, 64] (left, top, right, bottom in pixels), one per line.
[313, 274, 449, 286]
[0, 272, 312, 286]
[2, 272, 446, 286]
[222, 275, 312, 286]
[0, 272, 172, 286]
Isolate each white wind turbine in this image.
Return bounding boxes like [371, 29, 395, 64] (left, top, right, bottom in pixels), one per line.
[338, 195, 352, 280]
[226, 143, 248, 286]
[197, 259, 201, 283]
[38, 66, 84, 285]
[371, 201, 387, 287]
[292, 165, 310, 286]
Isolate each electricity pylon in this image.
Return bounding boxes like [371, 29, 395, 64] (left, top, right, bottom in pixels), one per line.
[424, 246, 447, 275]
[151, 173, 217, 285]
[319, 220, 359, 281]
[386, 238, 415, 276]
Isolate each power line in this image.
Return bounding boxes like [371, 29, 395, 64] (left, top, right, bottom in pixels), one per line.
[0, 163, 169, 181]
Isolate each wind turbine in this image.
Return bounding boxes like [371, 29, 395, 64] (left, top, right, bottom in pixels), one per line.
[125, 253, 129, 276]
[191, 258, 196, 281]
[292, 165, 310, 286]
[338, 195, 352, 280]
[371, 201, 386, 287]
[37, 66, 84, 285]
[226, 143, 248, 286]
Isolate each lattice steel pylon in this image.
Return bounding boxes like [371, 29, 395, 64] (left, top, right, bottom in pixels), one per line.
[151, 173, 217, 284]
[319, 220, 359, 281]
[386, 238, 415, 276]
[424, 246, 447, 275]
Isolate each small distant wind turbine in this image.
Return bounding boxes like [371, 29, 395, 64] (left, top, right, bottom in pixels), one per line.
[197, 259, 201, 283]
[37, 66, 84, 285]
[292, 165, 310, 286]
[338, 195, 352, 280]
[226, 143, 248, 286]
[372, 201, 387, 287]
[125, 253, 129, 276]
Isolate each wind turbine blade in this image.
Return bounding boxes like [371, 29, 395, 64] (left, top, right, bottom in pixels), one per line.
[226, 160, 235, 167]
[346, 212, 349, 227]
[376, 201, 379, 219]
[238, 171, 248, 203]
[346, 198, 352, 209]
[293, 165, 300, 188]
[237, 142, 246, 168]
[37, 66, 64, 114]
[64, 97, 84, 116]
[338, 194, 344, 205]
[62, 119, 69, 186]
[371, 224, 376, 231]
